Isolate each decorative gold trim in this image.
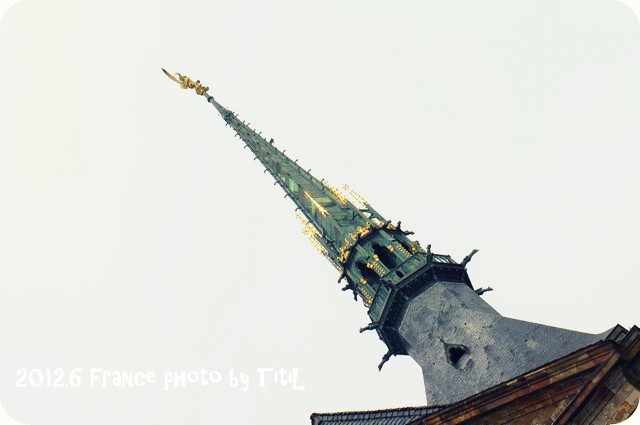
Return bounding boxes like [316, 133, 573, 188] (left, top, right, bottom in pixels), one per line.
[306, 233, 328, 256]
[295, 212, 327, 256]
[323, 181, 348, 205]
[342, 184, 369, 206]
[304, 191, 329, 217]
[367, 261, 386, 277]
[396, 244, 412, 258]
[295, 212, 320, 237]
[338, 245, 351, 263]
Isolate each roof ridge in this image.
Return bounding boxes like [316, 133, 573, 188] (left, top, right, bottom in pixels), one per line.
[310, 404, 443, 418]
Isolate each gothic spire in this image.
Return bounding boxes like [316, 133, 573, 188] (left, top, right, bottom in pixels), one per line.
[165, 69, 448, 323]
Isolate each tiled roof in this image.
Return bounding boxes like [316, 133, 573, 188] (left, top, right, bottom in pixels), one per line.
[310, 406, 443, 425]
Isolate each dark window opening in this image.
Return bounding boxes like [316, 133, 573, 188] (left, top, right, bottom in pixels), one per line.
[356, 261, 379, 284]
[445, 343, 468, 367]
[396, 270, 405, 278]
[373, 243, 397, 269]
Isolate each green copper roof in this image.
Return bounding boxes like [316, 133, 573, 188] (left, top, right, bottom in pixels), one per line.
[205, 94, 389, 270]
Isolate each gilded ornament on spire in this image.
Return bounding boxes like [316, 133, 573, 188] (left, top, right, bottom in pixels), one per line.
[162, 68, 209, 95]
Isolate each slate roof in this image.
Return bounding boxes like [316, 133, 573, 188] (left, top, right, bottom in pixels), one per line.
[310, 327, 634, 425]
[310, 406, 443, 425]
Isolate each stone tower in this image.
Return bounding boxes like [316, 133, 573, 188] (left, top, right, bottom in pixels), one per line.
[163, 69, 618, 406]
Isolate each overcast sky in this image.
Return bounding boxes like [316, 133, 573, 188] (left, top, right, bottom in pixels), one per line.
[1, 1, 639, 424]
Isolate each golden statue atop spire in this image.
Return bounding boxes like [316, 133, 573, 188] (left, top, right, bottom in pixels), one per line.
[162, 68, 209, 95]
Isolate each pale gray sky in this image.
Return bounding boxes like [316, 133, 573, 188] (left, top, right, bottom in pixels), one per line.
[1, 1, 639, 424]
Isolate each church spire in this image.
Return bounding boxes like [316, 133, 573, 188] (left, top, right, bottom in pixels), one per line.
[162, 69, 428, 310]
